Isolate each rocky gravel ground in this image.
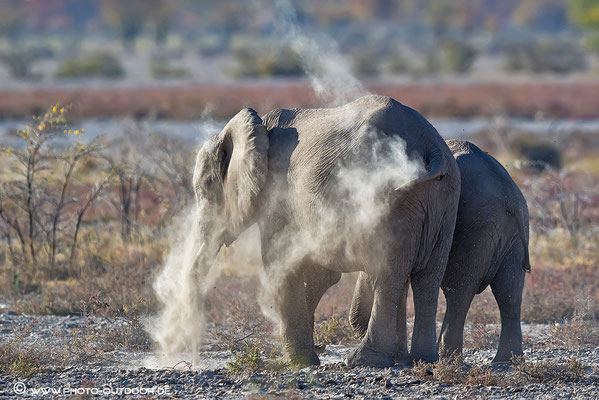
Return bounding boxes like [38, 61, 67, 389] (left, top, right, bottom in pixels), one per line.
[0, 313, 597, 398]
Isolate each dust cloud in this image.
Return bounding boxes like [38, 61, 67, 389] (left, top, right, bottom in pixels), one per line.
[265, 123, 425, 288]
[273, 0, 369, 105]
[148, 2, 423, 367]
[147, 205, 222, 367]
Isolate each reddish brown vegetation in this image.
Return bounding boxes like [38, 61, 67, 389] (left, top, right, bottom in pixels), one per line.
[2, 81, 599, 120]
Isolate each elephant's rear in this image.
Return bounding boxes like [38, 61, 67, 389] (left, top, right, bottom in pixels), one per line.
[439, 139, 529, 361]
[264, 96, 461, 270]
[443, 140, 529, 294]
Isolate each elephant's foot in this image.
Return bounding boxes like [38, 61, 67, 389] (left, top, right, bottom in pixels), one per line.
[344, 344, 394, 368]
[287, 348, 320, 367]
[410, 350, 439, 365]
[314, 343, 326, 354]
[395, 350, 412, 368]
[492, 349, 523, 365]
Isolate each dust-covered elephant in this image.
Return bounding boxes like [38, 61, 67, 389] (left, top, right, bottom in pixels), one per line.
[349, 139, 529, 364]
[192, 95, 460, 367]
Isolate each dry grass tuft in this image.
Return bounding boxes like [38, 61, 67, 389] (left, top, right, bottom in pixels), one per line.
[314, 315, 357, 346]
[512, 356, 586, 383]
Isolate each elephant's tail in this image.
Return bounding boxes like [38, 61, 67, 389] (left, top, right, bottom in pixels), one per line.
[414, 148, 448, 184]
[394, 148, 448, 193]
[515, 205, 531, 272]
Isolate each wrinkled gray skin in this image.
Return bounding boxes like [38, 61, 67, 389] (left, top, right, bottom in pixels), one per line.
[192, 95, 460, 367]
[348, 139, 530, 364]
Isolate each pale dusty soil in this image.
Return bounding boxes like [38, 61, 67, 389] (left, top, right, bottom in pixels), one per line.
[0, 313, 598, 399]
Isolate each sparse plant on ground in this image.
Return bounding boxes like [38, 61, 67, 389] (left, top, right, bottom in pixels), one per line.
[512, 356, 586, 383]
[227, 340, 265, 375]
[0, 326, 53, 377]
[413, 355, 467, 384]
[464, 323, 499, 350]
[550, 293, 598, 348]
[314, 314, 357, 346]
[465, 366, 504, 386]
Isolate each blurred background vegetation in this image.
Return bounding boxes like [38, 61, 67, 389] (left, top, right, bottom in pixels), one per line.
[0, 0, 598, 83]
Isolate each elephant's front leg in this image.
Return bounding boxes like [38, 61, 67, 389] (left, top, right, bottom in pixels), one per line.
[271, 267, 320, 367]
[345, 269, 406, 368]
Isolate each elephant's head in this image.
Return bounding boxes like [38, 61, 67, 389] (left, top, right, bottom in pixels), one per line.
[192, 108, 269, 266]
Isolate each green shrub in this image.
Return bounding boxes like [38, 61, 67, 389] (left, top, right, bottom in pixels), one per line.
[510, 135, 562, 170]
[227, 341, 264, 375]
[352, 50, 379, 77]
[0, 340, 44, 378]
[150, 56, 188, 79]
[56, 52, 124, 79]
[231, 47, 304, 78]
[226, 340, 288, 376]
[503, 39, 586, 74]
[383, 53, 409, 75]
[441, 39, 477, 74]
[314, 315, 357, 345]
[0, 46, 53, 79]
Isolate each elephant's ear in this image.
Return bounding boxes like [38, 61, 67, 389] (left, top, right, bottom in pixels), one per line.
[221, 108, 269, 232]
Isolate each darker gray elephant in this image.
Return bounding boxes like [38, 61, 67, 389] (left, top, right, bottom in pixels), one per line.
[192, 95, 460, 367]
[349, 139, 530, 364]
[438, 139, 529, 363]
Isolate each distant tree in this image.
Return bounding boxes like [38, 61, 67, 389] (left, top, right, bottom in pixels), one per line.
[0, 1, 24, 41]
[100, 0, 175, 51]
[569, 0, 599, 53]
[513, 0, 569, 32]
[441, 39, 477, 74]
[145, 0, 176, 48]
[101, 0, 143, 52]
[0, 48, 45, 80]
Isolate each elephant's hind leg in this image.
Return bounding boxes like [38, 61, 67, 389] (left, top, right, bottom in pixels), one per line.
[410, 219, 456, 364]
[345, 267, 408, 368]
[349, 273, 411, 366]
[349, 272, 374, 339]
[438, 286, 476, 359]
[491, 251, 525, 364]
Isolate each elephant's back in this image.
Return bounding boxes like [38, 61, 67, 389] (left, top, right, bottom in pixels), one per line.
[446, 139, 526, 217]
[269, 96, 446, 218]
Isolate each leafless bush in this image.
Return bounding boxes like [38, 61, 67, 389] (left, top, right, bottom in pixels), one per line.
[0, 105, 111, 288]
[103, 122, 195, 240]
[520, 169, 597, 250]
[464, 323, 499, 350]
[550, 292, 598, 348]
